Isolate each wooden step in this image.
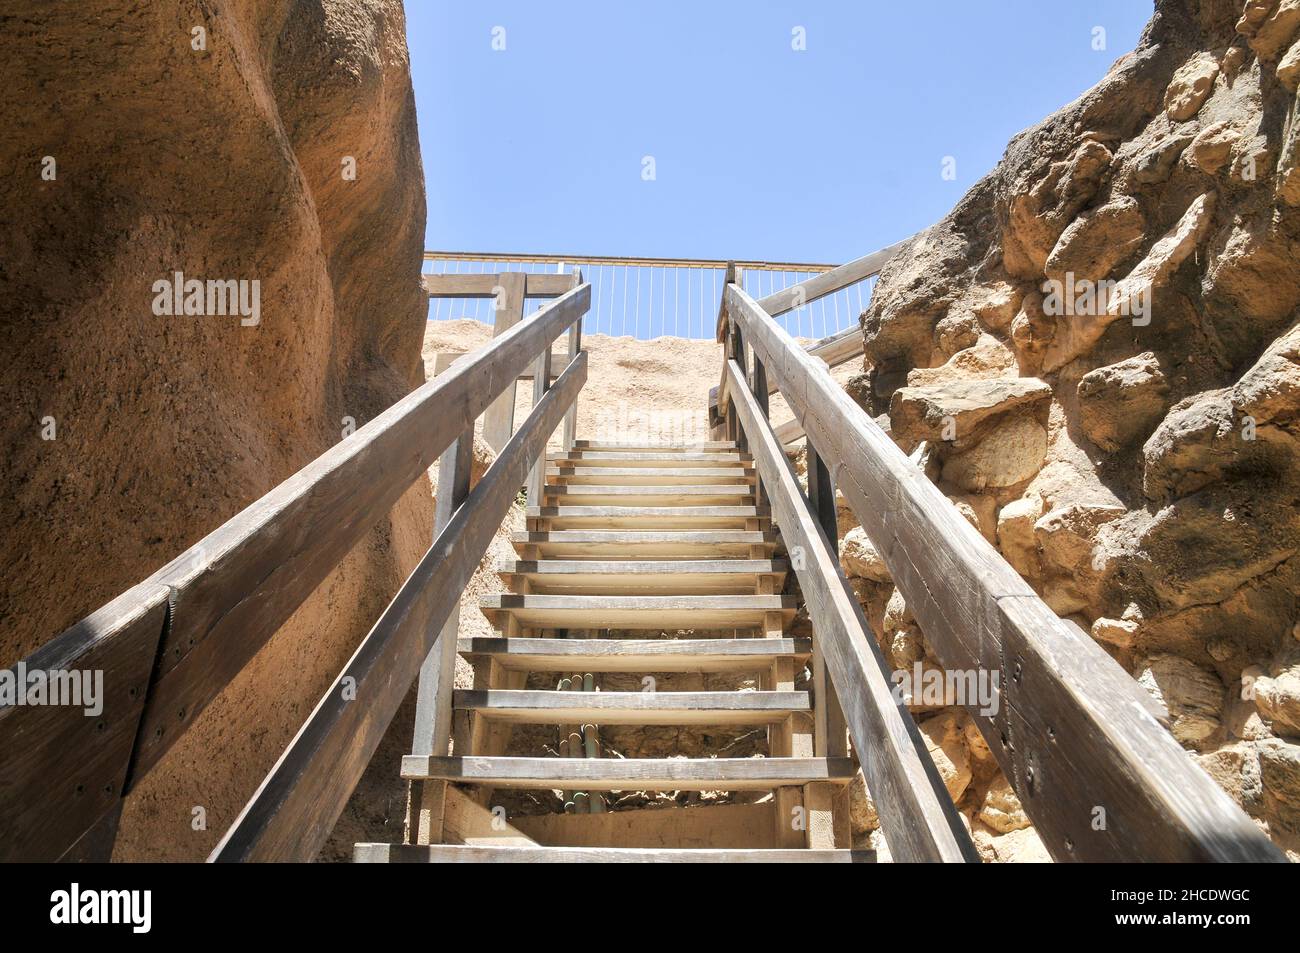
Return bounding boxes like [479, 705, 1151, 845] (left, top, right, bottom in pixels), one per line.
[479, 594, 797, 630]
[456, 636, 811, 671]
[355, 844, 874, 863]
[547, 466, 754, 485]
[526, 505, 770, 529]
[510, 530, 776, 558]
[401, 755, 854, 789]
[570, 440, 740, 452]
[548, 452, 751, 467]
[497, 559, 787, 594]
[455, 689, 809, 725]
[542, 485, 756, 506]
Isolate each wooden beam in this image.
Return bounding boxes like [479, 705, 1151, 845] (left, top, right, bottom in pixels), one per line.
[550, 450, 749, 464]
[422, 272, 577, 298]
[755, 239, 907, 318]
[479, 594, 797, 630]
[510, 528, 773, 557]
[547, 465, 755, 484]
[562, 269, 583, 450]
[481, 272, 528, 453]
[525, 321, 553, 503]
[207, 353, 588, 862]
[725, 284, 1286, 863]
[405, 423, 474, 844]
[455, 637, 810, 672]
[455, 689, 809, 726]
[0, 582, 168, 861]
[497, 558, 787, 595]
[402, 756, 854, 789]
[724, 358, 977, 863]
[540, 486, 757, 507]
[525, 505, 769, 529]
[355, 843, 875, 863]
[568, 440, 740, 451]
[441, 786, 536, 847]
[513, 803, 776, 849]
[120, 283, 588, 787]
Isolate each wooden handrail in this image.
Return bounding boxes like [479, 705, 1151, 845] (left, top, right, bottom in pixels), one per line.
[426, 249, 841, 271]
[0, 283, 590, 862]
[422, 272, 576, 298]
[714, 237, 910, 343]
[211, 353, 588, 862]
[723, 358, 977, 862]
[720, 282, 1285, 863]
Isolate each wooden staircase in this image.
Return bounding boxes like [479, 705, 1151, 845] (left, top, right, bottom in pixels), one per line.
[384, 439, 871, 862]
[17, 257, 1281, 865]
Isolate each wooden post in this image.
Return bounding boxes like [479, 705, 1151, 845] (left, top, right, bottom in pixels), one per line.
[805, 439, 850, 847]
[727, 317, 748, 452]
[751, 356, 769, 508]
[406, 424, 475, 844]
[526, 336, 553, 504]
[561, 268, 583, 451]
[482, 271, 527, 453]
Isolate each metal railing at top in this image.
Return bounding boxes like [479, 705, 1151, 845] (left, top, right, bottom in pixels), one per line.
[423, 250, 878, 341]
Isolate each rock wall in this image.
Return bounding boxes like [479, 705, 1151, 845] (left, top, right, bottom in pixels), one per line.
[842, 0, 1300, 860]
[0, 0, 433, 859]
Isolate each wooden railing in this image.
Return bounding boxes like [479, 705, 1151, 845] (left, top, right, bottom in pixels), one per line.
[715, 273, 1285, 863]
[426, 249, 881, 341]
[0, 280, 590, 862]
[707, 240, 907, 445]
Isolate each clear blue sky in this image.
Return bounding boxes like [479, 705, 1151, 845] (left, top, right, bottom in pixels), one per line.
[406, 0, 1152, 265]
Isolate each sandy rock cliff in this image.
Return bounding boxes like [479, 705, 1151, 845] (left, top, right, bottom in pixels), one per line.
[842, 0, 1300, 859]
[0, 0, 432, 858]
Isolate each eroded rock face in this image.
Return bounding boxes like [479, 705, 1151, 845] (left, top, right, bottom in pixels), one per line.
[1137, 654, 1226, 747]
[0, 1, 431, 859]
[1078, 352, 1171, 451]
[839, 526, 892, 583]
[889, 377, 1052, 450]
[853, 0, 1300, 853]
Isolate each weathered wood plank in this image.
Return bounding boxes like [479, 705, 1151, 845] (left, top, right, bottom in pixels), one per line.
[511, 802, 776, 849]
[0, 583, 169, 861]
[561, 270, 583, 451]
[548, 451, 750, 465]
[482, 271, 528, 453]
[725, 284, 1285, 863]
[547, 466, 754, 484]
[456, 637, 811, 672]
[124, 283, 589, 785]
[479, 594, 797, 630]
[441, 785, 536, 847]
[355, 843, 874, 863]
[498, 558, 786, 595]
[755, 239, 908, 319]
[207, 353, 588, 863]
[456, 689, 809, 725]
[541, 484, 755, 501]
[509, 528, 775, 557]
[402, 755, 852, 789]
[422, 272, 576, 298]
[405, 421, 474, 844]
[569, 440, 739, 451]
[526, 504, 769, 529]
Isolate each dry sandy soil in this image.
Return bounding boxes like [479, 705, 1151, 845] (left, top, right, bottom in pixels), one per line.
[421, 316, 853, 453]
